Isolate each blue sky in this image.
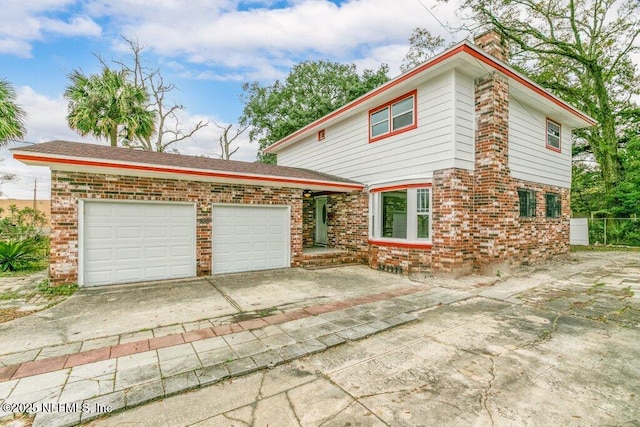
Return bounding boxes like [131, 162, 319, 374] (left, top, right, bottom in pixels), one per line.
[0, 0, 464, 199]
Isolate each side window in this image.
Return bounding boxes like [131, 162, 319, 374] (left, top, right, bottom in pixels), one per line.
[416, 188, 430, 239]
[518, 189, 536, 217]
[546, 193, 561, 218]
[546, 119, 561, 151]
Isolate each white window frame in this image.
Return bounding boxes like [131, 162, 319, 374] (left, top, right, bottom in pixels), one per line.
[546, 118, 561, 152]
[369, 186, 432, 244]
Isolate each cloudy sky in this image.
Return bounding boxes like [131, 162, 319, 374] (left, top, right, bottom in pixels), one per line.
[0, 0, 465, 199]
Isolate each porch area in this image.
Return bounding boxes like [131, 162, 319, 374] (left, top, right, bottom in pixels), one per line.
[300, 246, 361, 269]
[300, 191, 369, 269]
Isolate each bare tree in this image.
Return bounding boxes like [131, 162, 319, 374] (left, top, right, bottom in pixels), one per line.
[400, 28, 446, 72]
[100, 37, 208, 152]
[213, 121, 248, 160]
[0, 171, 15, 197]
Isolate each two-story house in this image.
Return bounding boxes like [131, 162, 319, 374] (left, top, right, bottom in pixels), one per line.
[13, 32, 594, 287]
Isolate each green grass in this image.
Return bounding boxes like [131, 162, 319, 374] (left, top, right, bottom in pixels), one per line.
[571, 245, 640, 252]
[0, 261, 48, 277]
[0, 290, 21, 300]
[36, 280, 78, 299]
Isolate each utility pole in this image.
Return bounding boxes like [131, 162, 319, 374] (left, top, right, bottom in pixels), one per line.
[33, 178, 37, 209]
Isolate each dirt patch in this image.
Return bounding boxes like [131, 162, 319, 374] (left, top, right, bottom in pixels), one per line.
[0, 270, 76, 324]
[0, 413, 34, 426]
[0, 307, 38, 324]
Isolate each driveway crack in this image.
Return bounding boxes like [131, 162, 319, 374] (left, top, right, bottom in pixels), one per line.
[479, 355, 496, 427]
[285, 389, 303, 426]
[205, 278, 243, 313]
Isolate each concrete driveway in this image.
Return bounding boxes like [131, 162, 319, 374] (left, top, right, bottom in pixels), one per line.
[0, 266, 417, 359]
[88, 251, 640, 426]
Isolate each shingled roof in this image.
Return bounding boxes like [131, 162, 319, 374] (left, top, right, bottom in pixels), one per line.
[12, 140, 363, 190]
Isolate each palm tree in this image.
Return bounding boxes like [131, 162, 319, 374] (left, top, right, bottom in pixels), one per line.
[0, 79, 26, 146]
[65, 68, 155, 147]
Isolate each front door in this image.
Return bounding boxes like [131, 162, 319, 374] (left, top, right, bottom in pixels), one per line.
[315, 196, 328, 245]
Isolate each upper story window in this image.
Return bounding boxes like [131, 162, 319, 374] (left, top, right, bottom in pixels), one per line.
[546, 119, 561, 152]
[370, 184, 431, 242]
[369, 90, 417, 143]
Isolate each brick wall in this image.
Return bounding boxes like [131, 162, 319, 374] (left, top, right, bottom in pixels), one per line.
[471, 70, 569, 273]
[511, 181, 570, 265]
[49, 171, 303, 285]
[369, 243, 431, 275]
[327, 192, 369, 262]
[302, 196, 315, 247]
[431, 168, 475, 274]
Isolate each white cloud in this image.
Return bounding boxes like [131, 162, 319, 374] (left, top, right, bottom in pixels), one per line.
[85, 0, 463, 81]
[0, 86, 258, 199]
[1, 0, 464, 78]
[40, 16, 102, 37]
[0, 150, 51, 200]
[16, 86, 94, 143]
[0, 1, 101, 56]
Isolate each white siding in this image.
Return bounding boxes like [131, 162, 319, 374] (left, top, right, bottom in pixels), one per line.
[277, 73, 458, 185]
[453, 70, 475, 169]
[509, 97, 572, 188]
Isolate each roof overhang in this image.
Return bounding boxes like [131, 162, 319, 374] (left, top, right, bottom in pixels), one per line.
[12, 151, 364, 193]
[265, 41, 596, 154]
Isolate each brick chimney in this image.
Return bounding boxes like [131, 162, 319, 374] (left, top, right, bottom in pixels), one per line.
[474, 30, 509, 62]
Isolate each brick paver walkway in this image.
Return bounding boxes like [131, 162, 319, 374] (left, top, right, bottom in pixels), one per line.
[0, 284, 473, 427]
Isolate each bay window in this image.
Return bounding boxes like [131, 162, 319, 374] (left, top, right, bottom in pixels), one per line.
[371, 186, 431, 242]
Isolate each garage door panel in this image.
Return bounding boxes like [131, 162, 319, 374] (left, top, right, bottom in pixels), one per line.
[117, 268, 142, 282]
[170, 245, 191, 257]
[83, 202, 196, 286]
[86, 226, 113, 240]
[117, 204, 143, 217]
[116, 247, 142, 261]
[253, 242, 268, 252]
[86, 271, 113, 286]
[212, 205, 289, 274]
[145, 246, 167, 258]
[144, 266, 168, 278]
[170, 265, 192, 276]
[85, 247, 113, 262]
[145, 226, 168, 238]
[171, 226, 191, 238]
[117, 227, 141, 239]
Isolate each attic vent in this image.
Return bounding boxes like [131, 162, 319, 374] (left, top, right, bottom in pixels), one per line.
[378, 264, 403, 275]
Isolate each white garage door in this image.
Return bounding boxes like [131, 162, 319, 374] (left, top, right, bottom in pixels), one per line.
[212, 205, 290, 274]
[81, 201, 196, 286]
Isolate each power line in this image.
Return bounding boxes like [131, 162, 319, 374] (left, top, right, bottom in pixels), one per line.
[415, 0, 457, 39]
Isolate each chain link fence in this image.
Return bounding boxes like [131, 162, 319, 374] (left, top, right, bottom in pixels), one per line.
[587, 218, 640, 246]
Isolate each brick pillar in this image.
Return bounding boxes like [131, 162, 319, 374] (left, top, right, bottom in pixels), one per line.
[431, 168, 474, 274]
[474, 71, 517, 271]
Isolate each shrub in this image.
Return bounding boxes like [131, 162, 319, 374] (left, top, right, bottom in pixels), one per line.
[0, 205, 47, 241]
[0, 239, 40, 272]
